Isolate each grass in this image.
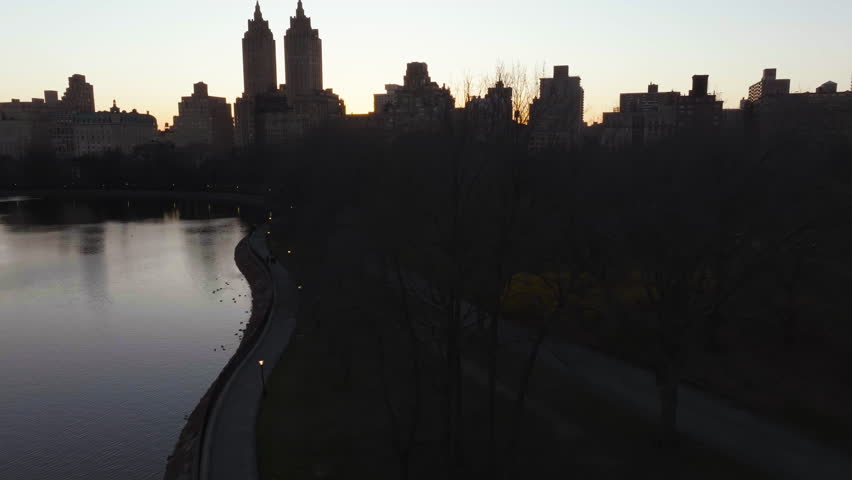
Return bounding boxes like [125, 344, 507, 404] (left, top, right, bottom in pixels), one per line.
[484, 349, 769, 478]
[516, 305, 852, 456]
[497, 269, 852, 455]
[256, 242, 770, 479]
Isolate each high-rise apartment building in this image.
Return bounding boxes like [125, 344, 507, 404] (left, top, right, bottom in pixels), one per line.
[243, 2, 278, 97]
[1, 74, 96, 158]
[529, 66, 585, 151]
[373, 62, 455, 133]
[284, 1, 323, 96]
[465, 80, 515, 142]
[237, 1, 342, 147]
[747, 69, 791, 103]
[171, 82, 234, 151]
[236, 1, 279, 146]
[62, 74, 95, 114]
[601, 75, 723, 150]
[743, 72, 852, 146]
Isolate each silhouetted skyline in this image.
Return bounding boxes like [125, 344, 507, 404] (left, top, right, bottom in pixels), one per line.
[1, 0, 850, 124]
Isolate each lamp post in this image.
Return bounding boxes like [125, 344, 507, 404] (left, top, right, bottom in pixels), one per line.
[258, 360, 267, 396]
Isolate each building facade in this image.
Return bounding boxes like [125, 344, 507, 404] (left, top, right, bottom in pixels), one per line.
[62, 74, 95, 114]
[235, 1, 278, 147]
[373, 62, 455, 133]
[0, 76, 95, 159]
[236, 1, 343, 147]
[529, 65, 585, 151]
[0, 114, 34, 159]
[677, 75, 724, 132]
[243, 1, 278, 97]
[743, 79, 852, 146]
[171, 82, 234, 151]
[601, 75, 723, 150]
[747, 68, 791, 103]
[464, 80, 515, 142]
[374, 84, 402, 114]
[284, 0, 323, 97]
[816, 81, 838, 94]
[0, 93, 60, 159]
[72, 101, 157, 156]
[600, 84, 680, 149]
[1, 75, 161, 159]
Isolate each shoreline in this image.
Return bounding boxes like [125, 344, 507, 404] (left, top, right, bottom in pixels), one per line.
[0, 189, 267, 207]
[164, 231, 275, 480]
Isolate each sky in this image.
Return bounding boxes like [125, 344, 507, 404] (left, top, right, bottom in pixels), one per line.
[1, 0, 850, 128]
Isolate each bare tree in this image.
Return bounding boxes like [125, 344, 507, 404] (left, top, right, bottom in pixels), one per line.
[374, 258, 424, 480]
[497, 60, 543, 124]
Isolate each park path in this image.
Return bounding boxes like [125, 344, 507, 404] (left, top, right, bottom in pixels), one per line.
[497, 321, 852, 480]
[395, 270, 852, 480]
[200, 229, 298, 480]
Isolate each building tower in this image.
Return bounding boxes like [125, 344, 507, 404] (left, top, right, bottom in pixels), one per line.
[62, 74, 95, 113]
[689, 74, 709, 97]
[172, 82, 234, 151]
[242, 1, 278, 97]
[236, 1, 279, 146]
[528, 65, 585, 151]
[284, 1, 323, 96]
[404, 62, 431, 89]
[373, 62, 454, 133]
[747, 68, 791, 103]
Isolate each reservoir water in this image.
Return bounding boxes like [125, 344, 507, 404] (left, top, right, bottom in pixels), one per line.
[0, 195, 257, 480]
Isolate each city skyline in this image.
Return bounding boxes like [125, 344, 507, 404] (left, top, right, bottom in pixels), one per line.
[2, 0, 850, 126]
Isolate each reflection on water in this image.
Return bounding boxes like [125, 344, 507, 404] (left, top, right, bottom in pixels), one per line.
[0, 196, 36, 203]
[0, 196, 260, 480]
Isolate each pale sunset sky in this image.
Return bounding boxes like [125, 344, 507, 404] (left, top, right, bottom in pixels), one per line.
[1, 0, 850, 128]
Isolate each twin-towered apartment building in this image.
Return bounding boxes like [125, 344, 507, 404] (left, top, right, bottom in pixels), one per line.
[170, 0, 344, 152]
[1, 1, 850, 160]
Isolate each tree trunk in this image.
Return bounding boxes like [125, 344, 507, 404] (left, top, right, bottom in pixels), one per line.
[452, 295, 464, 475]
[488, 308, 499, 480]
[703, 307, 726, 353]
[445, 292, 462, 480]
[782, 255, 803, 347]
[506, 308, 553, 474]
[657, 360, 680, 447]
[394, 258, 421, 480]
[400, 453, 410, 480]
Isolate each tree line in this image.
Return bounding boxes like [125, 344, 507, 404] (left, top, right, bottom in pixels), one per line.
[4, 80, 851, 477]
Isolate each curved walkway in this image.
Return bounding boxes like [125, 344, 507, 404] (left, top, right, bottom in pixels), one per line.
[200, 228, 299, 480]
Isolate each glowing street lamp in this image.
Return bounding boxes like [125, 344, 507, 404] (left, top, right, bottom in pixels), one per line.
[258, 360, 267, 395]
